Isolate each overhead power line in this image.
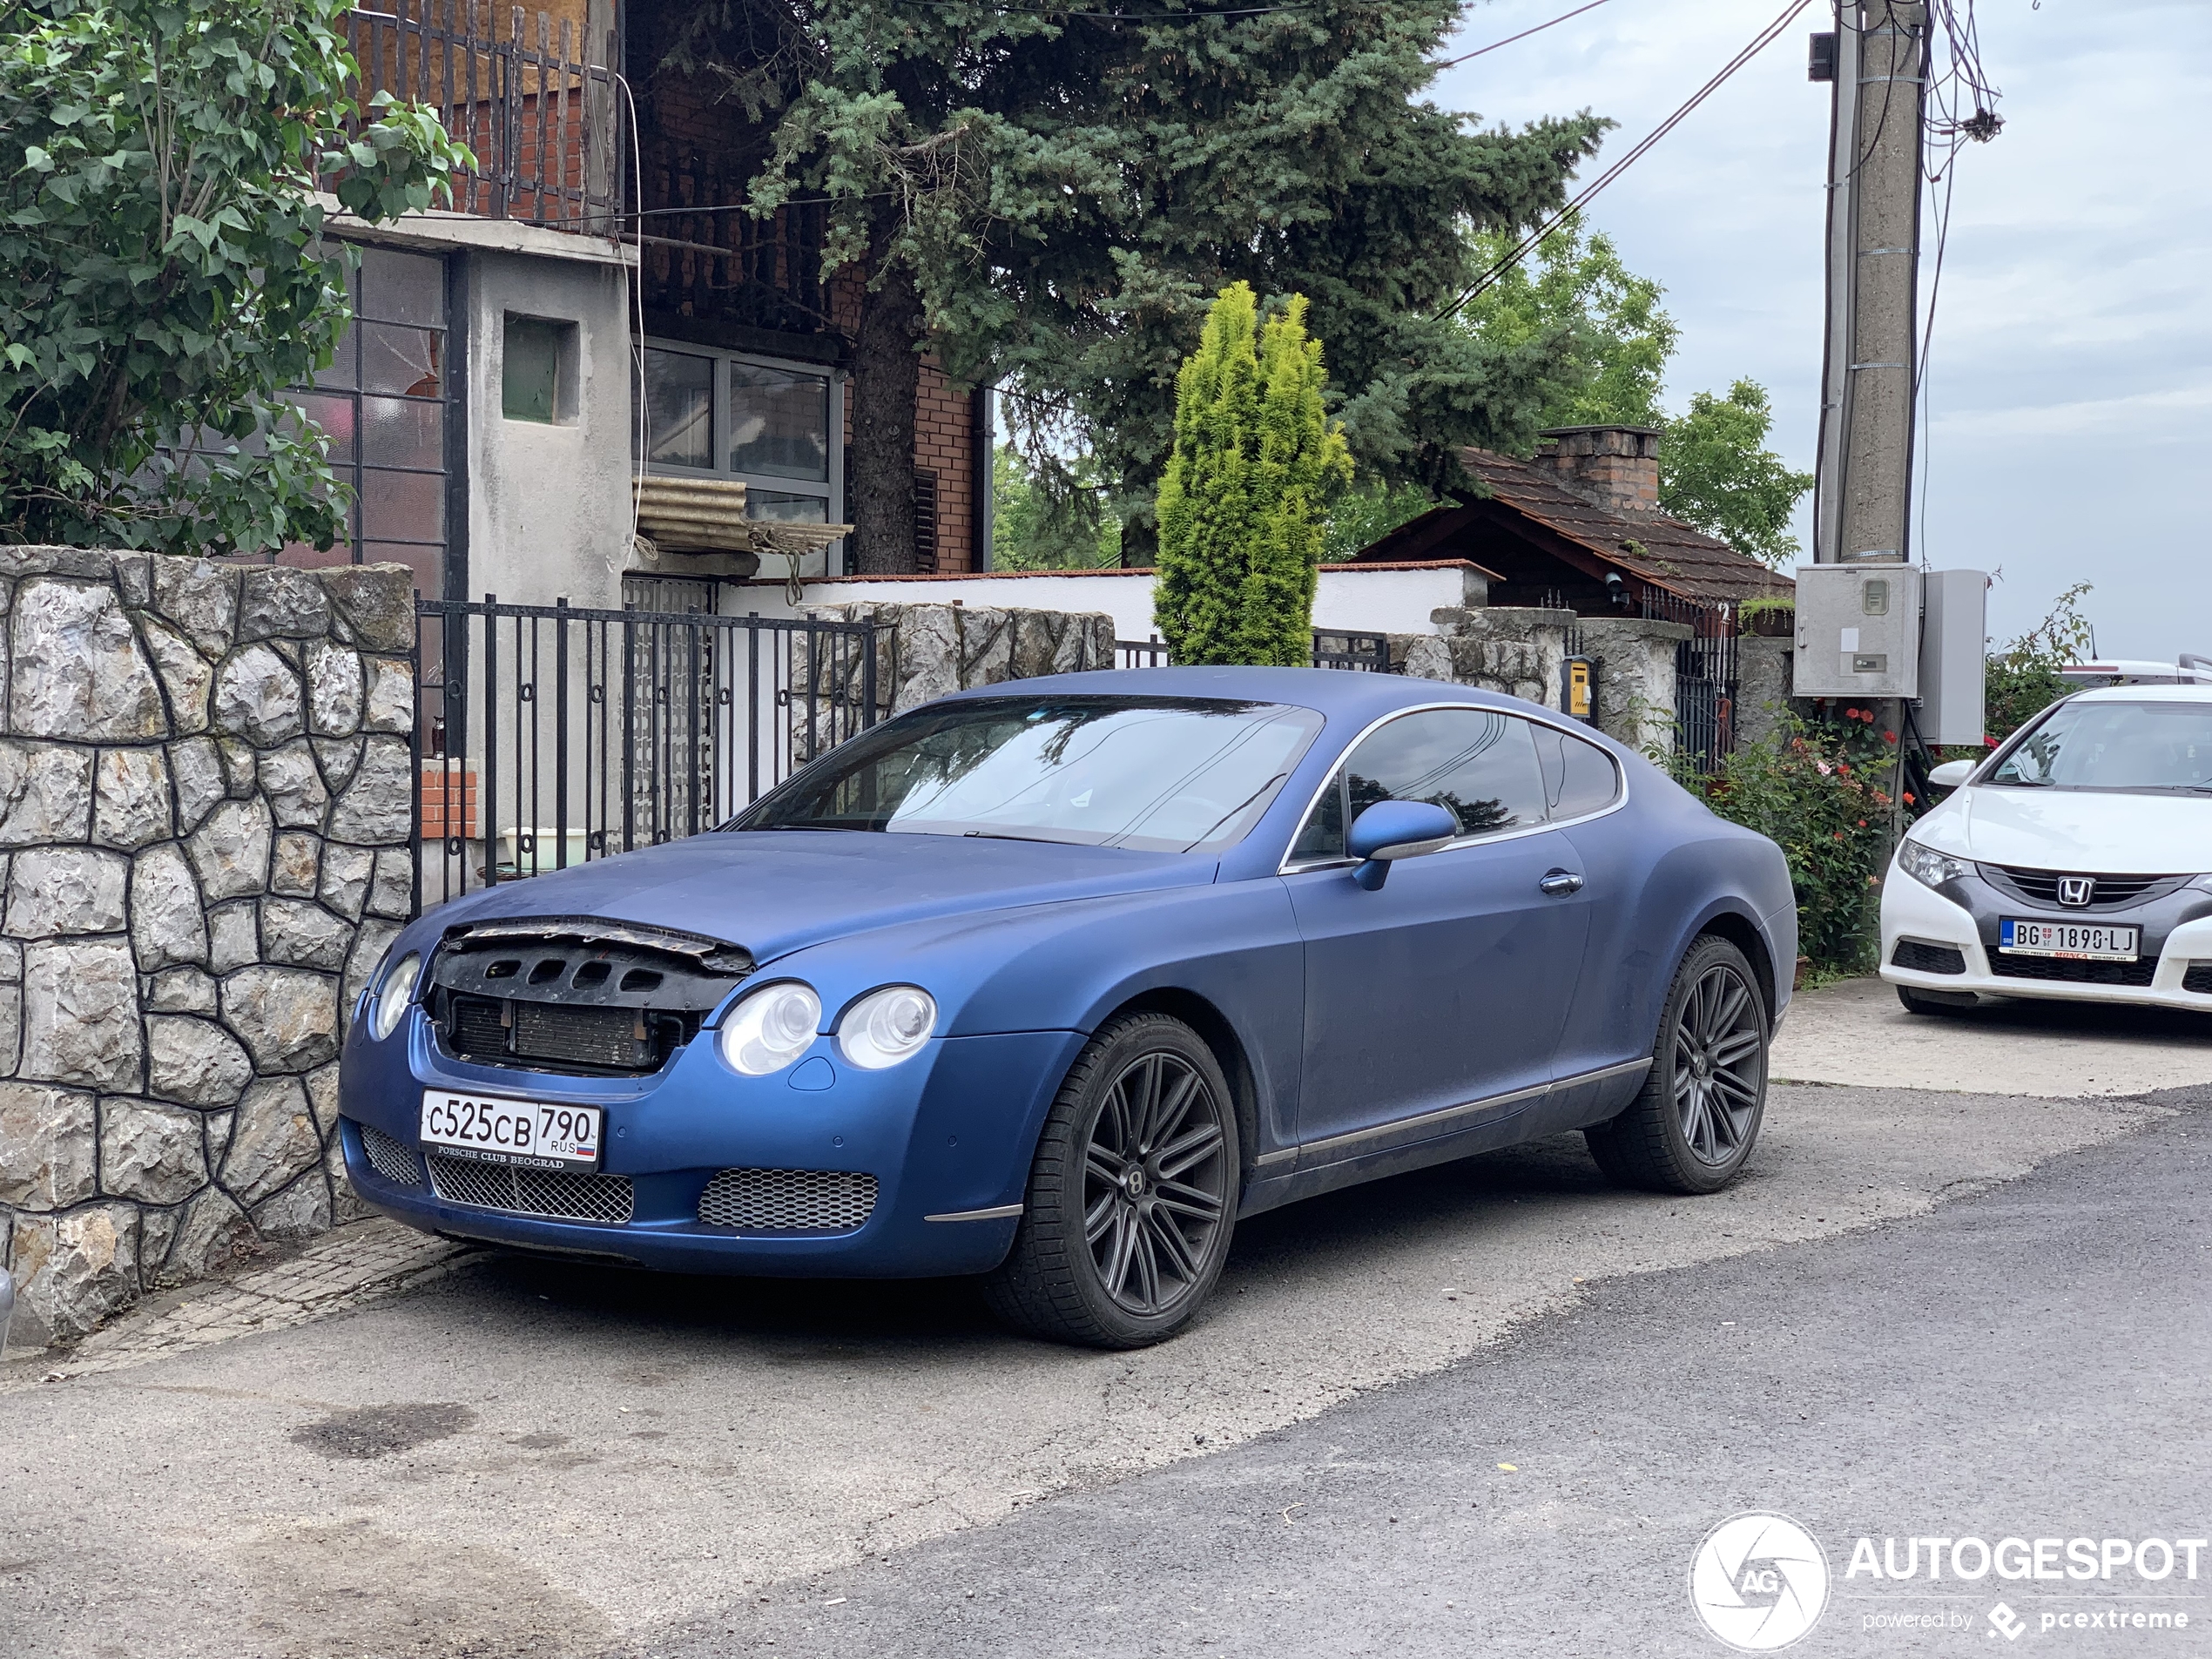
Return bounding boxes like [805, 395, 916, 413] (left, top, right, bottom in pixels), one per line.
[1429, 0, 1620, 73]
[1433, 0, 1814, 321]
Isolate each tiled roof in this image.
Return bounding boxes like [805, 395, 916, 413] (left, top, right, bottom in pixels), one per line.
[1457, 447, 1795, 606]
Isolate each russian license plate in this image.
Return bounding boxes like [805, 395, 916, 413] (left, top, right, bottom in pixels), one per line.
[419, 1090, 602, 1171]
[2000, 919, 2140, 961]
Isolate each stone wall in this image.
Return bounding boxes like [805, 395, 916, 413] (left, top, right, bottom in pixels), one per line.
[0, 549, 415, 1349]
[1736, 635, 1796, 751]
[1393, 605, 1576, 710]
[813, 601, 1118, 722]
[1579, 616, 1692, 753]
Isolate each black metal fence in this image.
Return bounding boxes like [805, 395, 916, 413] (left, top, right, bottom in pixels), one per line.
[412, 598, 879, 914]
[1640, 594, 1741, 774]
[1114, 631, 1399, 672]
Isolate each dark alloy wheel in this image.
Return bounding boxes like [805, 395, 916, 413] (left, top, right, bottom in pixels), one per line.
[1587, 934, 1769, 1195]
[984, 1013, 1239, 1348]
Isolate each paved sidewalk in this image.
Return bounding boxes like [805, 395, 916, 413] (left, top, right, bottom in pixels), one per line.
[1, 1218, 462, 1391]
[1772, 974, 2212, 1096]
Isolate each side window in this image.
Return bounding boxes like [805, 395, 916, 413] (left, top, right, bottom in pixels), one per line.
[1344, 709, 1548, 840]
[1290, 769, 1346, 861]
[1532, 722, 1622, 819]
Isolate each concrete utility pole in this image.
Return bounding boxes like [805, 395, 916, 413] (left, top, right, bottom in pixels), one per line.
[1812, 0, 1927, 569]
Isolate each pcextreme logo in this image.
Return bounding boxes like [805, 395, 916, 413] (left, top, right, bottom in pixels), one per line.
[1690, 1512, 1832, 1651]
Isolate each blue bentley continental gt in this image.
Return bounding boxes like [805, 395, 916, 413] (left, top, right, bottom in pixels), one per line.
[341, 668, 1797, 1347]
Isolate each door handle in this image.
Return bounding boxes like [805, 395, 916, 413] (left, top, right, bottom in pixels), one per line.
[1538, 869, 1584, 896]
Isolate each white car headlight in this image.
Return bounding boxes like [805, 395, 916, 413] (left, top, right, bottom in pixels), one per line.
[718, 982, 821, 1076]
[1896, 838, 1972, 889]
[836, 985, 937, 1070]
[371, 953, 421, 1041]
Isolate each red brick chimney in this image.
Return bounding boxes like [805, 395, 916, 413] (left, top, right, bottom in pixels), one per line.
[1535, 425, 1662, 516]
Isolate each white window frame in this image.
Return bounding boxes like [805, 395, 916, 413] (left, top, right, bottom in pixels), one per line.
[640, 338, 846, 574]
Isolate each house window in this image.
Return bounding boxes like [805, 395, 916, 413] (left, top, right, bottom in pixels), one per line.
[272, 245, 452, 601]
[502, 314, 578, 423]
[640, 342, 843, 550]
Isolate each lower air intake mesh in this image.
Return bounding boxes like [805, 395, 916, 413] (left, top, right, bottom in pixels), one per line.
[426, 1153, 636, 1224]
[1892, 939, 1967, 975]
[1990, 954, 2156, 988]
[359, 1121, 424, 1187]
[2185, 963, 2212, 995]
[698, 1168, 878, 1233]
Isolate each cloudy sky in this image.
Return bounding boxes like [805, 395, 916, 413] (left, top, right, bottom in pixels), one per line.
[1433, 0, 2212, 664]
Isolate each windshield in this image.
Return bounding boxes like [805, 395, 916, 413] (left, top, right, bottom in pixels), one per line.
[1986, 700, 2212, 795]
[733, 694, 1326, 853]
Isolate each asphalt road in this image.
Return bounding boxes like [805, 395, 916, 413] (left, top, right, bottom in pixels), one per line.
[0, 1078, 2200, 1659]
[645, 1089, 2212, 1659]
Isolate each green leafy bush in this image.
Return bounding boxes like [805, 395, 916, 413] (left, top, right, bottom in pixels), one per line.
[1678, 708, 1899, 974]
[0, 0, 469, 554]
[1983, 582, 2094, 744]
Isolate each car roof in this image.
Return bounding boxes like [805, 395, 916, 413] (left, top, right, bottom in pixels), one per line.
[938, 665, 1526, 720]
[2064, 683, 2212, 705]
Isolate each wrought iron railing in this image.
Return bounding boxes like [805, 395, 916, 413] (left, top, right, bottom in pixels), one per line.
[411, 597, 880, 914]
[343, 2, 621, 231]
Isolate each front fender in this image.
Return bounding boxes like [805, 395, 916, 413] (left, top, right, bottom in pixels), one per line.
[747, 878, 1306, 1157]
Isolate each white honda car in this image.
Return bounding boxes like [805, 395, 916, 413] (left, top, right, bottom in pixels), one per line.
[1881, 685, 2212, 1015]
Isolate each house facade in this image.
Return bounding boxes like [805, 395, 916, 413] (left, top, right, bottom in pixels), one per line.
[275, 0, 990, 615]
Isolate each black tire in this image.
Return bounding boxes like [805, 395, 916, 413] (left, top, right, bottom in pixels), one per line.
[983, 1013, 1240, 1349]
[1585, 934, 1769, 1195]
[1897, 983, 1975, 1015]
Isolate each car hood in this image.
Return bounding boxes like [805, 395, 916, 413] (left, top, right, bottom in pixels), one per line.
[1928, 786, 2212, 874]
[431, 831, 1219, 962]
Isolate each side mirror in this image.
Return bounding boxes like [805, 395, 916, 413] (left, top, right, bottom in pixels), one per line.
[1347, 799, 1459, 891]
[1927, 759, 1976, 790]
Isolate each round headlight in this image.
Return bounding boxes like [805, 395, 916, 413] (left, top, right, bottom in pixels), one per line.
[371, 952, 421, 1041]
[836, 985, 937, 1070]
[718, 982, 821, 1076]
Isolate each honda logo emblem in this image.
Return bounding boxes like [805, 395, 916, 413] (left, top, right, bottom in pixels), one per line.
[2057, 876, 2095, 907]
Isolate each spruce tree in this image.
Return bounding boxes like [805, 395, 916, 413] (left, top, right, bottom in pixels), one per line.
[664, 1, 1603, 569]
[1156, 285, 1348, 666]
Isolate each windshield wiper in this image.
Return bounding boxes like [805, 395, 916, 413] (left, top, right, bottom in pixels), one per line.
[961, 829, 1076, 845]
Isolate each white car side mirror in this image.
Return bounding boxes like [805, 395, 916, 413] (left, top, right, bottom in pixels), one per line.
[1928, 759, 1975, 789]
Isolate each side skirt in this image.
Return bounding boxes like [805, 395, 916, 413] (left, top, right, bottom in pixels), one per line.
[1236, 1057, 1651, 1219]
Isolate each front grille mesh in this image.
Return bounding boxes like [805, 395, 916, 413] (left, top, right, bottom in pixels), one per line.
[513, 1001, 646, 1069]
[359, 1121, 424, 1187]
[427, 1152, 637, 1224]
[1990, 954, 2157, 988]
[1892, 939, 1967, 975]
[2185, 963, 2212, 995]
[698, 1168, 878, 1233]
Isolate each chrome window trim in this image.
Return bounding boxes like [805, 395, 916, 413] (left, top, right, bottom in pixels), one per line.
[1275, 700, 1630, 876]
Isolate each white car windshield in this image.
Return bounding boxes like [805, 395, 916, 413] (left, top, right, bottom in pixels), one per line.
[1987, 700, 2212, 795]
[734, 695, 1325, 853]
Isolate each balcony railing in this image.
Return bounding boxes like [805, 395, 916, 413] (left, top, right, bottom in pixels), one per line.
[343, 1, 622, 232]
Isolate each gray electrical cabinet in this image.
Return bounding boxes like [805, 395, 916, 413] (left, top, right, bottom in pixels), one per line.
[1792, 563, 1923, 698]
[1915, 568, 1988, 745]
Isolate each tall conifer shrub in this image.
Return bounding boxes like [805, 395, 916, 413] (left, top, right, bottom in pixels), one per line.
[1154, 285, 1350, 665]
